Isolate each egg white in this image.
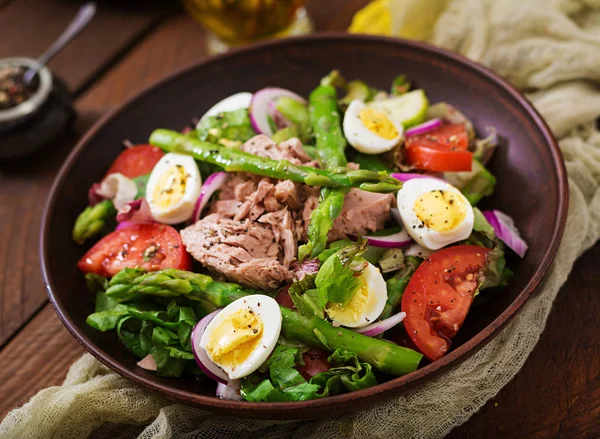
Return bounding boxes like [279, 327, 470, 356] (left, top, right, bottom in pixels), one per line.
[199, 92, 253, 123]
[326, 262, 388, 328]
[200, 295, 282, 380]
[145, 152, 201, 224]
[397, 178, 474, 250]
[343, 99, 403, 154]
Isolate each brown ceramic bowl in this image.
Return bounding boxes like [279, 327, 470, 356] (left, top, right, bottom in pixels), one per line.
[40, 34, 568, 420]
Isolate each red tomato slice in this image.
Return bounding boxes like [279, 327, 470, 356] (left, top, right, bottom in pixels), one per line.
[405, 123, 472, 172]
[406, 124, 469, 151]
[298, 348, 330, 380]
[405, 145, 473, 172]
[77, 223, 192, 277]
[105, 145, 164, 179]
[401, 245, 491, 361]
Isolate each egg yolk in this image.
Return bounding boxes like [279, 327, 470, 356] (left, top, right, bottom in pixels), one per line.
[152, 164, 187, 209]
[326, 277, 369, 324]
[205, 309, 263, 370]
[414, 189, 467, 232]
[358, 107, 398, 140]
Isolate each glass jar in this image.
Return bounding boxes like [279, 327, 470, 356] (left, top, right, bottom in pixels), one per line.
[183, 0, 312, 54]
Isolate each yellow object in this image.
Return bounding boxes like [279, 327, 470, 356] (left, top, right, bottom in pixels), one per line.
[414, 189, 467, 232]
[205, 309, 263, 369]
[152, 165, 187, 210]
[349, 0, 392, 36]
[326, 277, 370, 324]
[358, 107, 399, 139]
[349, 0, 450, 41]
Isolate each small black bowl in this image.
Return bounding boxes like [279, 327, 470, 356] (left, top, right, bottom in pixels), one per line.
[0, 57, 74, 160]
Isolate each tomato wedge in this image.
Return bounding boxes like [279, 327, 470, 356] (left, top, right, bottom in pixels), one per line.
[405, 145, 472, 172]
[406, 124, 469, 151]
[77, 223, 192, 277]
[401, 245, 491, 361]
[105, 145, 164, 179]
[405, 123, 472, 172]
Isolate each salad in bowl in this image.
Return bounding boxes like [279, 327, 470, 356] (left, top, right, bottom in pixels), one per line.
[72, 70, 527, 402]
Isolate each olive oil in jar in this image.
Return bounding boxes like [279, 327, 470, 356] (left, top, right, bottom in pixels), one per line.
[183, 0, 312, 53]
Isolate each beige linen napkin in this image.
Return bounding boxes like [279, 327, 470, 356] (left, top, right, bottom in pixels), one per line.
[1, 0, 599, 437]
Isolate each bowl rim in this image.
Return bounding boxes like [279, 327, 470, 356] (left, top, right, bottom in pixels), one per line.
[40, 32, 568, 417]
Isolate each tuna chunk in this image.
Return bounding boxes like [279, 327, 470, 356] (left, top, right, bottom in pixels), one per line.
[181, 214, 292, 290]
[302, 189, 394, 241]
[242, 135, 314, 165]
[329, 189, 394, 240]
[258, 209, 296, 266]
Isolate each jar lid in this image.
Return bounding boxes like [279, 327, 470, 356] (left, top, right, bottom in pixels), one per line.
[0, 57, 53, 123]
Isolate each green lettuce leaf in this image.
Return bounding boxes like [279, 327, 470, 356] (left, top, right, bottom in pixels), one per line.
[132, 174, 150, 198]
[465, 208, 510, 290]
[240, 346, 377, 402]
[315, 254, 361, 307]
[87, 296, 200, 378]
[351, 152, 392, 172]
[444, 159, 496, 206]
[196, 108, 256, 145]
[293, 238, 369, 317]
[380, 255, 422, 320]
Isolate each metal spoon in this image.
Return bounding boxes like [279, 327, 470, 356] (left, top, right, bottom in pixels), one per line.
[23, 2, 97, 85]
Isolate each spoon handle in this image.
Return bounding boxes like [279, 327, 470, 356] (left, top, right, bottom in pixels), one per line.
[23, 2, 97, 84]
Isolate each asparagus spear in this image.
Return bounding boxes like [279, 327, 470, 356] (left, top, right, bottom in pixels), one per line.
[379, 256, 421, 320]
[149, 129, 402, 194]
[298, 85, 350, 260]
[105, 268, 254, 306]
[280, 307, 421, 376]
[72, 200, 117, 244]
[104, 268, 423, 376]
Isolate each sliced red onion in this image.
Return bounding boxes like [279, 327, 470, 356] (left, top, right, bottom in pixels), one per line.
[249, 87, 307, 137]
[192, 172, 229, 223]
[482, 210, 528, 258]
[354, 311, 407, 337]
[350, 229, 413, 248]
[191, 309, 229, 384]
[291, 258, 320, 281]
[267, 100, 293, 130]
[216, 380, 242, 401]
[137, 354, 157, 371]
[88, 182, 105, 206]
[404, 118, 443, 137]
[391, 172, 446, 183]
[116, 198, 154, 223]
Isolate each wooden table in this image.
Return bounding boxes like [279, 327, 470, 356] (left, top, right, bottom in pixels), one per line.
[0, 1, 598, 437]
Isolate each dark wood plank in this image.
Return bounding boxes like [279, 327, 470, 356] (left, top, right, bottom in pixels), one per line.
[0, 0, 170, 347]
[0, 0, 170, 95]
[77, 15, 208, 116]
[0, 306, 84, 420]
